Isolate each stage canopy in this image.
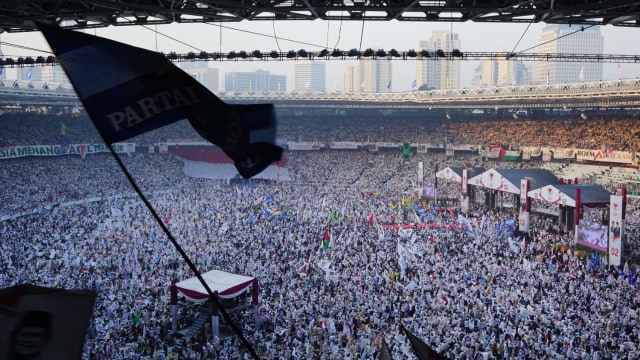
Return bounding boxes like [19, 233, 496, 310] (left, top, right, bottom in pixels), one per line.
[435, 166, 486, 182]
[468, 168, 558, 194]
[175, 270, 256, 303]
[528, 184, 612, 208]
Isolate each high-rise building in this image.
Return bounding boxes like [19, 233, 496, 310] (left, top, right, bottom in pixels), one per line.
[179, 61, 219, 91]
[342, 64, 359, 92]
[359, 56, 392, 93]
[536, 25, 603, 84]
[294, 61, 326, 91]
[224, 70, 286, 92]
[471, 54, 531, 87]
[417, 31, 461, 90]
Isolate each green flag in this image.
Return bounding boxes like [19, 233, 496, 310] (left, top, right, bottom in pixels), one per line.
[330, 213, 340, 225]
[402, 143, 411, 160]
[132, 311, 142, 325]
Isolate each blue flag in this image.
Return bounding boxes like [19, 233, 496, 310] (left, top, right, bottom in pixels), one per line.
[411, 79, 417, 88]
[37, 22, 281, 178]
[386, 81, 392, 90]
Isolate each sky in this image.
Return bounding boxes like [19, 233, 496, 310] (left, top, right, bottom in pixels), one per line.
[1, 20, 640, 91]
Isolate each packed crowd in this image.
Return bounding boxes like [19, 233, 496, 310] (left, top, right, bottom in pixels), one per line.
[445, 118, 640, 152]
[2, 110, 640, 359]
[3, 109, 640, 153]
[1, 146, 640, 359]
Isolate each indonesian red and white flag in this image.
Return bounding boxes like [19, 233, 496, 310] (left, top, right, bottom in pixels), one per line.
[172, 148, 290, 180]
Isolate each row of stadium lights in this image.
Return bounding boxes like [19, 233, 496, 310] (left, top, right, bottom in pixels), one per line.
[0, 49, 464, 67]
[164, 48, 465, 61]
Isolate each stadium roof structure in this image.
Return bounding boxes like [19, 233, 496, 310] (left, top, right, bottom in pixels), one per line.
[468, 168, 558, 194]
[175, 270, 256, 303]
[436, 166, 486, 182]
[528, 184, 613, 208]
[2, 0, 640, 33]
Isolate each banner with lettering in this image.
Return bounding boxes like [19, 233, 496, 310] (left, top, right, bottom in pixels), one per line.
[609, 195, 623, 266]
[377, 142, 400, 148]
[288, 142, 321, 151]
[551, 148, 576, 160]
[330, 142, 360, 150]
[416, 144, 428, 153]
[0, 143, 136, 159]
[576, 149, 634, 164]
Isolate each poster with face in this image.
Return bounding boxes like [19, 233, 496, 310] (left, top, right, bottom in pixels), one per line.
[609, 195, 624, 267]
[0, 284, 95, 360]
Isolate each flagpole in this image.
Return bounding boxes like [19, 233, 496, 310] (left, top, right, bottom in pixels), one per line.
[37, 22, 260, 360]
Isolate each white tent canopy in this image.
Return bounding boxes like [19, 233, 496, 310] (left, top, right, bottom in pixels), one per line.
[175, 270, 255, 303]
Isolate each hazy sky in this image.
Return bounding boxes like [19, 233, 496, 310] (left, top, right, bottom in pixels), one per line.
[1, 20, 640, 91]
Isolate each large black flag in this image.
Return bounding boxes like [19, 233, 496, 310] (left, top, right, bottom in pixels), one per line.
[37, 22, 282, 178]
[402, 325, 449, 360]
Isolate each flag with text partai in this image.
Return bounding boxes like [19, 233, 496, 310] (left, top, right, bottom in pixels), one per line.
[37, 22, 282, 178]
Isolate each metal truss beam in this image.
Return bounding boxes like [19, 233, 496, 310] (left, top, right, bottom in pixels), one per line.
[0, 0, 639, 33]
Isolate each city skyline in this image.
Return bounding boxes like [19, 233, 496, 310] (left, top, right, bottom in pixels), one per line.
[1, 21, 639, 91]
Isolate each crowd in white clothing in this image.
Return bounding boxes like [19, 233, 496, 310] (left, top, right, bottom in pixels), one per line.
[2, 148, 640, 360]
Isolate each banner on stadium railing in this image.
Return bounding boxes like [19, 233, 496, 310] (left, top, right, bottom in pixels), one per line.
[377, 142, 400, 148]
[542, 148, 552, 162]
[446, 148, 454, 156]
[417, 144, 427, 153]
[330, 141, 360, 150]
[609, 195, 623, 266]
[551, 148, 576, 160]
[522, 148, 531, 160]
[576, 149, 634, 164]
[530, 147, 542, 157]
[418, 162, 424, 183]
[487, 145, 504, 159]
[288, 141, 321, 151]
[158, 143, 169, 154]
[0, 143, 135, 159]
[502, 150, 521, 161]
[450, 144, 477, 152]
